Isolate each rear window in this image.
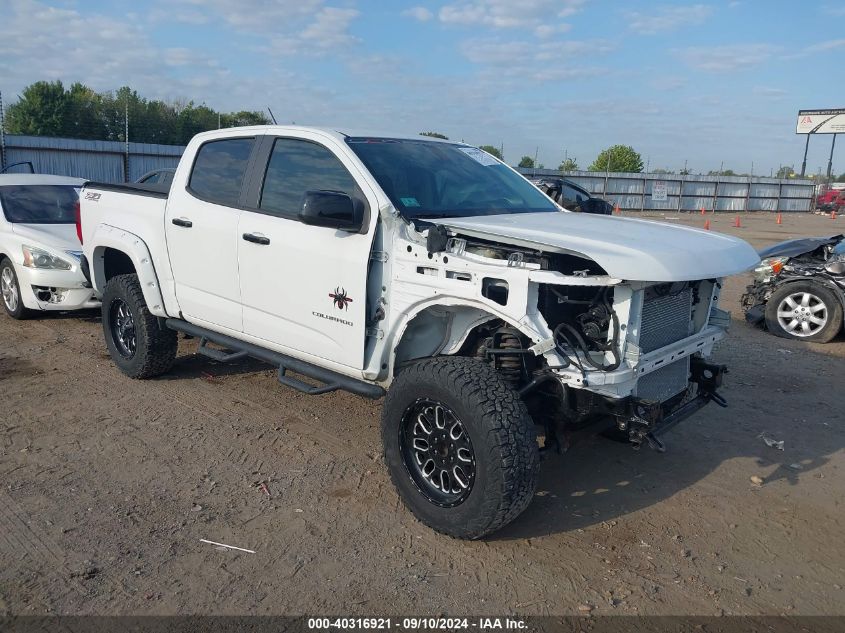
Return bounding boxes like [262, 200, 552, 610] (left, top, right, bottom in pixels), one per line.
[188, 138, 255, 206]
[0, 185, 80, 224]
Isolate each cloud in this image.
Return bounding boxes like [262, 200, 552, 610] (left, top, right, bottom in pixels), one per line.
[803, 38, 845, 53]
[402, 6, 434, 22]
[457, 36, 612, 82]
[626, 4, 714, 35]
[649, 76, 687, 91]
[151, 0, 361, 55]
[437, 0, 586, 30]
[534, 23, 572, 38]
[752, 86, 787, 98]
[779, 38, 845, 60]
[159, 0, 324, 32]
[676, 43, 779, 72]
[822, 4, 845, 17]
[0, 0, 172, 95]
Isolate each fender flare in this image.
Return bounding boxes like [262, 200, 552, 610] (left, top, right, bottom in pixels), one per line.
[90, 224, 168, 318]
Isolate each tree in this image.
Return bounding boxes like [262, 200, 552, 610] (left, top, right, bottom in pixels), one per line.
[707, 168, 736, 177]
[4, 80, 271, 145]
[651, 168, 675, 174]
[518, 155, 535, 168]
[588, 145, 643, 173]
[558, 158, 578, 171]
[420, 131, 448, 139]
[679, 167, 692, 176]
[776, 165, 795, 179]
[5, 80, 70, 137]
[478, 145, 503, 160]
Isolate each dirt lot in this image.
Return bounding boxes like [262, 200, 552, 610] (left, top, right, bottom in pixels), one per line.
[1, 212, 843, 617]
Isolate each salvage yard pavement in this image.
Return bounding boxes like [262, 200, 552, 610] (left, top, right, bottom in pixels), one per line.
[1, 212, 843, 616]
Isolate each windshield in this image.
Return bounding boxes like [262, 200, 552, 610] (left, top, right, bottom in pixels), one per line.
[0, 185, 80, 224]
[346, 138, 558, 220]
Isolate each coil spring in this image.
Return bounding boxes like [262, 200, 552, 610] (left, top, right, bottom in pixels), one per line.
[494, 330, 524, 388]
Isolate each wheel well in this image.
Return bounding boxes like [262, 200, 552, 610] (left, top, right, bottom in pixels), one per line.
[102, 248, 136, 283]
[392, 305, 500, 375]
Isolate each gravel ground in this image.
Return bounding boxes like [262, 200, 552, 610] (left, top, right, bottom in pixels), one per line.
[1, 212, 843, 616]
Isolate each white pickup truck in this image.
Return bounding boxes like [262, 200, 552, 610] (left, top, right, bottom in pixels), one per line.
[79, 126, 759, 539]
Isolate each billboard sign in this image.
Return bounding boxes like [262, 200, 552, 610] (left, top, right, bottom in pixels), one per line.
[796, 109, 845, 134]
[651, 180, 668, 202]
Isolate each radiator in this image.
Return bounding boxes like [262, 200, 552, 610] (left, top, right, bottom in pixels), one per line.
[639, 287, 693, 354]
[636, 357, 691, 403]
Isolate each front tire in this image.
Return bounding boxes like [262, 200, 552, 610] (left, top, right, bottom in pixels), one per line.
[382, 357, 540, 539]
[101, 274, 178, 378]
[764, 282, 843, 343]
[0, 258, 32, 320]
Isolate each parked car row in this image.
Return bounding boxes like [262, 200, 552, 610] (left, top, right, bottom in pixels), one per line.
[0, 126, 840, 539]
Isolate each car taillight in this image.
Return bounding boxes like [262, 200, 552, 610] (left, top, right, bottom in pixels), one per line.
[75, 199, 83, 245]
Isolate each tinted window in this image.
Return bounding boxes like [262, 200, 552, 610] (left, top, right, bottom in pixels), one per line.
[347, 139, 556, 221]
[560, 184, 589, 207]
[260, 139, 357, 216]
[0, 185, 80, 224]
[140, 172, 161, 184]
[189, 138, 254, 206]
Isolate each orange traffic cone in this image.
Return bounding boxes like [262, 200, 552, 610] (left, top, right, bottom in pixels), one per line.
[700, 207, 706, 216]
[613, 203, 620, 215]
[776, 212, 782, 225]
[704, 219, 711, 230]
[734, 215, 742, 228]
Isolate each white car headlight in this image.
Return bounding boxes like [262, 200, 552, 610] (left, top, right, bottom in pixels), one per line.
[21, 245, 72, 270]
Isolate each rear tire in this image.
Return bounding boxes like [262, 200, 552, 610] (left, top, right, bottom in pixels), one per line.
[101, 274, 177, 378]
[382, 357, 540, 539]
[764, 282, 843, 343]
[0, 258, 32, 320]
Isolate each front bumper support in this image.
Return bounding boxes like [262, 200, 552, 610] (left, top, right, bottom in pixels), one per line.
[598, 358, 728, 451]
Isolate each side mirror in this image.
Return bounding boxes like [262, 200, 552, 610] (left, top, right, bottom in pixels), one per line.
[299, 190, 364, 232]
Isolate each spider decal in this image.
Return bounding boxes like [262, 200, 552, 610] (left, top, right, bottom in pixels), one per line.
[329, 287, 354, 310]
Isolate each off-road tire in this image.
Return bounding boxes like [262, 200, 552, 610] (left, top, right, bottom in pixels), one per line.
[0, 258, 32, 320]
[101, 274, 177, 378]
[382, 357, 540, 539]
[764, 281, 843, 343]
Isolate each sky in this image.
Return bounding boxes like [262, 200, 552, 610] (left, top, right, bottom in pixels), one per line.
[1, 0, 844, 175]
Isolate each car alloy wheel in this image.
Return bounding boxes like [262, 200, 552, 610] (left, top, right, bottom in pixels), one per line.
[776, 291, 828, 338]
[109, 298, 137, 358]
[1, 266, 19, 313]
[399, 399, 476, 508]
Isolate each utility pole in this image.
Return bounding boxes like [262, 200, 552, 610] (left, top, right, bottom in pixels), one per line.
[533, 146, 538, 177]
[800, 134, 810, 177]
[826, 134, 837, 183]
[124, 99, 130, 182]
[0, 90, 6, 172]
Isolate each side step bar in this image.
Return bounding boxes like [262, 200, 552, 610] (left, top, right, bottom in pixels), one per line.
[165, 319, 385, 400]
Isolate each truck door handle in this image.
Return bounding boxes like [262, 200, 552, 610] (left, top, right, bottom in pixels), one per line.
[172, 217, 193, 228]
[242, 233, 270, 245]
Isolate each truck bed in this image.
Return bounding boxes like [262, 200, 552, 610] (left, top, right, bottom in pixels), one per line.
[84, 181, 170, 198]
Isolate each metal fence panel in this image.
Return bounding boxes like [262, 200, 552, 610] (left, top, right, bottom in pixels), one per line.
[3, 134, 186, 183]
[1, 136, 816, 212]
[521, 168, 814, 213]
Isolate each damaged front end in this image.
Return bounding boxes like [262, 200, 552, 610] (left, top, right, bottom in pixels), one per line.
[741, 234, 845, 326]
[388, 217, 743, 452]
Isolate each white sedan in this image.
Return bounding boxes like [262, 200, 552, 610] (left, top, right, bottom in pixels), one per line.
[0, 174, 99, 319]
